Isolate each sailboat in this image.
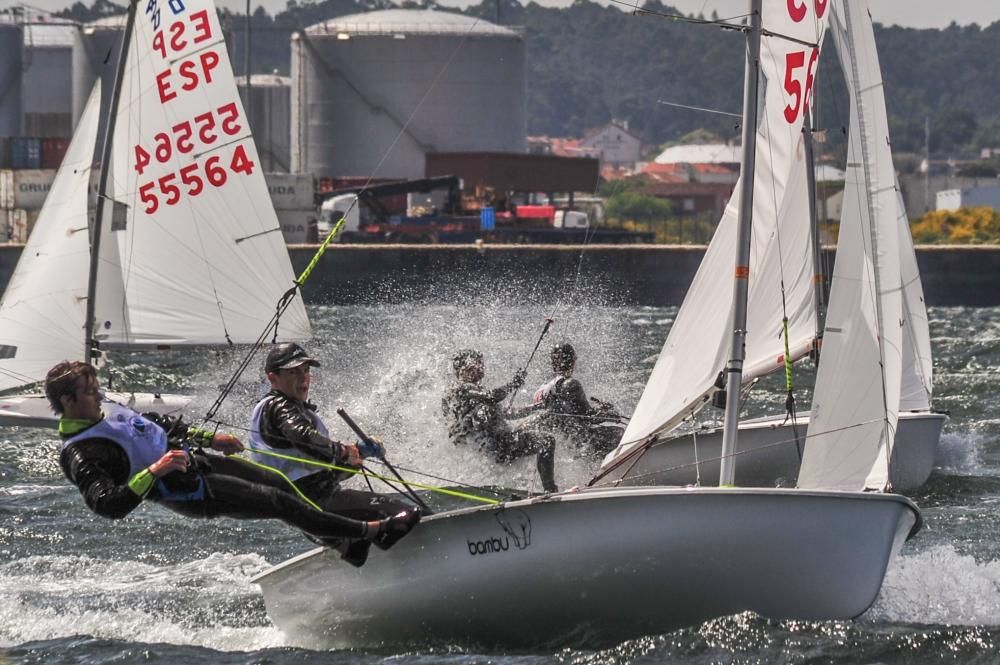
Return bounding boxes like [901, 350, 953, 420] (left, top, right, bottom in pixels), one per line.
[251, 0, 919, 649]
[0, 0, 310, 427]
[592, 0, 945, 492]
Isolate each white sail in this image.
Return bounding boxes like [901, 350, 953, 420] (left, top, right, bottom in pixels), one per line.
[603, 0, 828, 468]
[100, 1, 310, 346]
[798, 0, 902, 491]
[897, 184, 933, 411]
[0, 82, 104, 392]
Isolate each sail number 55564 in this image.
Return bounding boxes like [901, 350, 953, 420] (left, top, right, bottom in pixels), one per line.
[138, 146, 256, 214]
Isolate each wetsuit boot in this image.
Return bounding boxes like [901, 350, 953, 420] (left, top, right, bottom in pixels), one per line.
[537, 438, 558, 493]
[372, 507, 422, 550]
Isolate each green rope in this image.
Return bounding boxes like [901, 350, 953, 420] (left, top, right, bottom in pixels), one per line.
[782, 317, 794, 393]
[244, 446, 501, 506]
[297, 215, 346, 285]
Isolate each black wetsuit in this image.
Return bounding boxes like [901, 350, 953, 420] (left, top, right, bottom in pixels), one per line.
[58, 412, 369, 540]
[530, 376, 622, 457]
[253, 390, 408, 519]
[442, 379, 557, 492]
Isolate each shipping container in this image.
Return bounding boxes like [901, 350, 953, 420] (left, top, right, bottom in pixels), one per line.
[0, 170, 58, 209]
[276, 208, 318, 244]
[0, 138, 9, 170]
[265, 173, 315, 210]
[4, 208, 41, 243]
[10, 138, 42, 170]
[41, 138, 71, 169]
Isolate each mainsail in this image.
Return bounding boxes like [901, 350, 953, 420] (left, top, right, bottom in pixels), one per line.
[0, 83, 104, 392]
[99, 0, 310, 346]
[603, 0, 829, 467]
[797, 0, 902, 491]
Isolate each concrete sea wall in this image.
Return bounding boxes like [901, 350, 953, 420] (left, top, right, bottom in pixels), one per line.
[1, 244, 998, 306]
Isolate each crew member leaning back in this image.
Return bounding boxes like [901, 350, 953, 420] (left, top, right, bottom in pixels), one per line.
[48, 360, 417, 560]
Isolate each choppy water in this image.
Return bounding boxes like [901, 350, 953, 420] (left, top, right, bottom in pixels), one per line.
[2, 302, 1000, 664]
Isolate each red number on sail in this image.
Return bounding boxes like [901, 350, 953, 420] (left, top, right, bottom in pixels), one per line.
[173, 121, 194, 153]
[218, 102, 241, 135]
[205, 156, 228, 187]
[134, 145, 151, 175]
[154, 132, 172, 163]
[783, 50, 806, 123]
[787, 0, 806, 21]
[814, 0, 827, 17]
[159, 173, 181, 205]
[803, 48, 819, 109]
[139, 182, 159, 214]
[179, 163, 203, 196]
[195, 112, 217, 144]
[230, 145, 255, 176]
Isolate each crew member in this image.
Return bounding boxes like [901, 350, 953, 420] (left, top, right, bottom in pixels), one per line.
[48, 360, 418, 566]
[530, 342, 622, 457]
[442, 349, 558, 493]
[249, 342, 414, 531]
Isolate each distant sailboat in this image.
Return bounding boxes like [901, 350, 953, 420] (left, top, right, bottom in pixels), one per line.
[593, 0, 945, 492]
[251, 1, 919, 649]
[0, 0, 310, 426]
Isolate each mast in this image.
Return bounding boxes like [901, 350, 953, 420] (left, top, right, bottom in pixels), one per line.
[84, 0, 137, 364]
[803, 108, 826, 344]
[718, 0, 762, 487]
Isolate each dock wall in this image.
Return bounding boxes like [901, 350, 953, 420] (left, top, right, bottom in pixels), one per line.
[1, 244, 997, 306]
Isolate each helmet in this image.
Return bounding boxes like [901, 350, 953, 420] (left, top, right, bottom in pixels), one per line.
[453, 349, 483, 375]
[550, 342, 576, 373]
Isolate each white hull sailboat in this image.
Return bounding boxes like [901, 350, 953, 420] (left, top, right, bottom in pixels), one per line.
[253, 486, 919, 649]
[254, 0, 920, 649]
[599, 410, 946, 491]
[0, 0, 310, 427]
[594, 0, 943, 493]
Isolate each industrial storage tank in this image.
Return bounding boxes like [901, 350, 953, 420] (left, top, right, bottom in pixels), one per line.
[20, 18, 86, 138]
[0, 22, 23, 138]
[291, 9, 526, 180]
[238, 73, 292, 173]
[80, 14, 126, 154]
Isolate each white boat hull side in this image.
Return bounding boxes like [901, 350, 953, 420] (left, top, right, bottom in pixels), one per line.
[0, 392, 193, 428]
[253, 487, 919, 649]
[601, 411, 946, 491]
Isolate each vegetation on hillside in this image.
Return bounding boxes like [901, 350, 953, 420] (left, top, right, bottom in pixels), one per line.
[911, 207, 1000, 244]
[57, 0, 1000, 158]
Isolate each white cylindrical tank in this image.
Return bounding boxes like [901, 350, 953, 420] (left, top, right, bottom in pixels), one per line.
[0, 23, 23, 137]
[20, 19, 85, 138]
[291, 9, 526, 179]
[237, 74, 292, 173]
[81, 14, 127, 154]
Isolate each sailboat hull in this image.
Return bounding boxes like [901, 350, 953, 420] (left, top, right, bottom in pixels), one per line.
[601, 410, 946, 491]
[0, 392, 193, 428]
[253, 486, 919, 649]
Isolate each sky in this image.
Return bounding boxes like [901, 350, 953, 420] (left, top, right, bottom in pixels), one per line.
[3, 0, 998, 29]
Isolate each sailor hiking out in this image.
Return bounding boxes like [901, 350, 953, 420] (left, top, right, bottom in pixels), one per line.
[250, 343, 418, 564]
[48, 359, 418, 567]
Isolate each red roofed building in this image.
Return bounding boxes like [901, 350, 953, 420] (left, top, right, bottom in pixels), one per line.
[642, 181, 736, 218]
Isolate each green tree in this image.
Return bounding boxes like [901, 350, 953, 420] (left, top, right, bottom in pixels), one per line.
[605, 191, 674, 223]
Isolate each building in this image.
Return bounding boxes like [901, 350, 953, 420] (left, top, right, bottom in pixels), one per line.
[579, 120, 641, 168]
[936, 186, 1000, 212]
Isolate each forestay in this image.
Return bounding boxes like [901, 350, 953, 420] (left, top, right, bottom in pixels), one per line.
[601, 0, 829, 469]
[99, 0, 310, 346]
[0, 83, 105, 392]
[798, 0, 901, 491]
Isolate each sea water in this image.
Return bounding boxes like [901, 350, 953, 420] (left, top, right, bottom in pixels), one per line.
[2, 303, 999, 664]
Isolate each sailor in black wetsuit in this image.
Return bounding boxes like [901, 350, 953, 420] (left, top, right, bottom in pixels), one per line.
[249, 343, 416, 562]
[442, 349, 558, 493]
[48, 360, 417, 563]
[529, 342, 623, 457]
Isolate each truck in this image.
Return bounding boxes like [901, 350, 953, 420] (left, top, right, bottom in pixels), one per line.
[316, 176, 652, 244]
